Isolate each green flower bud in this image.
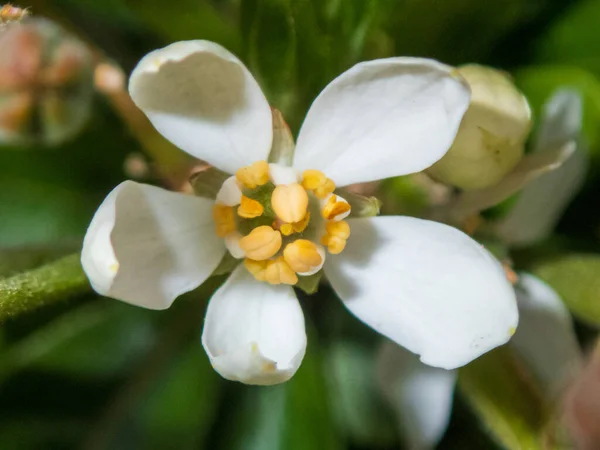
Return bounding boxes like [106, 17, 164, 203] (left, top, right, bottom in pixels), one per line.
[428, 64, 532, 190]
[0, 18, 93, 146]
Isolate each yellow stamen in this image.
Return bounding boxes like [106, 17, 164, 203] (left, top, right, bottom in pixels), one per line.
[264, 257, 298, 285]
[213, 204, 236, 237]
[279, 212, 311, 236]
[321, 195, 351, 220]
[302, 170, 336, 199]
[271, 183, 309, 223]
[244, 258, 268, 281]
[236, 161, 270, 189]
[321, 220, 351, 254]
[238, 195, 264, 218]
[239, 226, 282, 261]
[283, 240, 323, 273]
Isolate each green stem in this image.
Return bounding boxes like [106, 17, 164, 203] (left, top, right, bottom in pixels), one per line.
[0, 253, 90, 322]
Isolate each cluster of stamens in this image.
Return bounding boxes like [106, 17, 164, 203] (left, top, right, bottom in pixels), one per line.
[212, 161, 352, 285]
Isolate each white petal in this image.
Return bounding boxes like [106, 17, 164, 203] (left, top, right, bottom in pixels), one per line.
[512, 273, 582, 399]
[324, 216, 518, 369]
[129, 40, 272, 174]
[377, 341, 456, 450]
[201, 265, 306, 385]
[293, 58, 470, 186]
[216, 176, 242, 206]
[81, 181, 225, 309]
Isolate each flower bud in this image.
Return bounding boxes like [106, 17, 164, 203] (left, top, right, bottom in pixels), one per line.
[0, 18, 94, 146]
[428, 64, 531, 190]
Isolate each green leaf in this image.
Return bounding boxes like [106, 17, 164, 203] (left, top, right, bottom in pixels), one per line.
[136, 345, 222, 450]
[515, 65, 600, 155]
[458, 347, 548, 450]
[324, 341, 396, 447]
[531, 253, 600, 325]
[0, 301, 156, 380]
[243, 0, 297, 114]
[0, 254, 90, 322]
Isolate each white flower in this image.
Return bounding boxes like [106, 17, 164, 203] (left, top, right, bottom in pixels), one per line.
[377, 273, 582, 450]
[81, 40, 518, 385]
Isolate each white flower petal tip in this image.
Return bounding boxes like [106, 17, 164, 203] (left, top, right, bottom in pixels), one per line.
[202, 266, 307, 385]
[325, 216, 518, 370]
[293, 57, 471, 186]
[512, 273, 582, 398]
[81, 181, 225, 310]
[128, 40, 272, 174]
[377, 341, 456, 449]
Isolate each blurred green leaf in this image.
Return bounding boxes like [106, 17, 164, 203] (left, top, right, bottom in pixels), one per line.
[458, 347, 547, 450]
[515, 65, 600, 155]
[135, 345, 221, 450]
[531, 253, 600, 326]
[0, 254, 90, 322]
[533, 0, 600, 74]
[381, 0, 552, 64]
[243, 0, 297, 114]
[0, 301, 156, 379]
[324, 341, 396, 447]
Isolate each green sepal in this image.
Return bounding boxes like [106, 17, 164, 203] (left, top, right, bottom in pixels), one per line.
[294, 271, 322, 295]
[211, 252, 242, 276]
[189, 167, 230, 199]
[336, 189, 382, 218]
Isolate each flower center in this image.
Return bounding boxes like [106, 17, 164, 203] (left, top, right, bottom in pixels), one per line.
[211, 161, 352, 285]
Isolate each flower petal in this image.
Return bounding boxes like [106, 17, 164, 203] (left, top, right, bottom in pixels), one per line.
[377, 341, 456, 450]
[129, 40, 272, 174]
[293, 58, 470, 185]
[81, 181, 225, 309]
[201, 265, 306, 385]
[324, 216, 518, 369]
[512, 273, 582, 399]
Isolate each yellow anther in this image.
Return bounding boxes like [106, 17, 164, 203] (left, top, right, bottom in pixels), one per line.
[212, 204, 236, 238]
[283, 239, 323, 274]
[279, 212, 311, 237]
[264, 257, 298, 285]
[314, 179, 336, 199]
[280, 223, 294, 236]
[321, 195, 351, 220]
[244, 258, 268, 281]
[271, 183, 309, 223]
[293, 211, 311, 233]
[239, 226, 282, 261]
[321, 220, 351, 255]
[236, 160, 270, 189]
[302, 170, 336, 199]
[237, 195, 264, 218]
[302, 170, 328, 190]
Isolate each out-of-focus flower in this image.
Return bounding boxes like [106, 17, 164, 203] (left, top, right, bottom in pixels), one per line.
[377, 273, 581, 450]
[0, 17, 93, 146]
[428, 64, 532, 190]
[493, 89, 588, 247]
[563, 340, 600, 450]
[0, 3, 30, 26]
[81, 40, 518, 385]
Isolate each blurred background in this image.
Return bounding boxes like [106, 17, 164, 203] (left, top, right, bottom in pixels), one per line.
[1, 0, 600, 449]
